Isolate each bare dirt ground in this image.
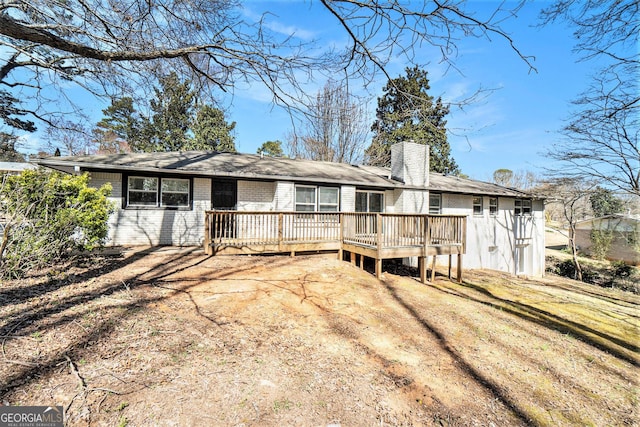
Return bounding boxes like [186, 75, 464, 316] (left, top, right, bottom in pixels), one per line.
[1, 247, 638, 426]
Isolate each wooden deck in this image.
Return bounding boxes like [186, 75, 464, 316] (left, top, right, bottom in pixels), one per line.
[204, 211, 467, 283]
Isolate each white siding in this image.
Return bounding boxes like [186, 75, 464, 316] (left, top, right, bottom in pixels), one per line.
[340, 185, 356, 211]
[435, 193, 545, 276]
[274, 181, 294, 211]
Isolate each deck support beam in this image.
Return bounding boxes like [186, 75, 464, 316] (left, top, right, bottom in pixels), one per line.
[431, 255, 437, 282]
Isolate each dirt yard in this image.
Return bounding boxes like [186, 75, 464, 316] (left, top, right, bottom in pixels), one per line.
[1, 248, 638, 426]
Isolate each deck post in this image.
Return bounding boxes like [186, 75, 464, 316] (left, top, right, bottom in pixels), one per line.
[359, 254, 364, 269]
[376, 214, 383, 279]
[338, 213, 344, 260]
[430, 255, 437, 282]
[350, 251, 356, 265]
[448, 254, 452, 279]
[204, 212, 211, 255]
[277, 212, 284, 252]
[419, 257, 427, 284]
[457, 253, 463, 283]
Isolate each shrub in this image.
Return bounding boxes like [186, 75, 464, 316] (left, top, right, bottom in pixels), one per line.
[589, 229, 614, 260]
[0, 169, 113, 279]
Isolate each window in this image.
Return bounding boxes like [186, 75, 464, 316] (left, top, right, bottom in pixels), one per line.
[295, 186, 316, 212]
[473, 196, 483, 216]
[429, 193, 441, 214]
[127, 176, 191, 208]
[161, 178, 190, 207]
[489, 197, 498, 216]
[295, 185, 339, 212]
[128, 177, 158, 206]
[318, 187, 339, 211]
[514, 199, 532, 215]
[356, 191, 384, 213]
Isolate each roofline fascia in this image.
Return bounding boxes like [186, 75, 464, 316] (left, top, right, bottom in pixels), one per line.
[35, 158, 544, 200]
[35, 159, 402, 189]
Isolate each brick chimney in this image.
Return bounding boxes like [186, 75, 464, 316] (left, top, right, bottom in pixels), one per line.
[390, 141, 429, 187]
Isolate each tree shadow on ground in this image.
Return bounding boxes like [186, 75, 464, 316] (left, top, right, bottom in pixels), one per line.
[0, 249, 294, 399]
[378, 278, 535, 426]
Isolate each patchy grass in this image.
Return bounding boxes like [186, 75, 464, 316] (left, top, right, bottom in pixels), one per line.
[0, 248, 637, 426]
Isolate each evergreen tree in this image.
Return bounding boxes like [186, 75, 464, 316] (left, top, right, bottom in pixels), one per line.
[190, 105, 236, 152]
[144, 72, 196, 152]
[93, 74, 236, 153]
[0, 132, 25, 162]
[257, 140, 284, 157]
[590, 187, 624, 217]
[366, 66, 458, 174]
[93, 97, 139, 153]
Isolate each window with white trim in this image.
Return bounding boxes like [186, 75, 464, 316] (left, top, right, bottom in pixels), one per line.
[127, 176, 191, 208]
[295, 185, 339, 212]
[356, 191, 384, 213]
[473, 196, 483, 216]
[318, 187, 339, 211]
[489, 197, 498, 216]
[429, 193, 441, 214]
[514, 199, 532, 215]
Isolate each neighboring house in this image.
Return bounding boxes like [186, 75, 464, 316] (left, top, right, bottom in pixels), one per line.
[575, 215, 640, 265]
[0, 162, 37, 174]
[36, 142, 545, 276]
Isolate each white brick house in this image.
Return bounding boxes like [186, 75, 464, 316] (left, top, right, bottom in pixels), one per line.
[36, 142, 545, 276]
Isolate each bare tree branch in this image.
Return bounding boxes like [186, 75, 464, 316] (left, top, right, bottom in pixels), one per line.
[0, 0, 534, 132]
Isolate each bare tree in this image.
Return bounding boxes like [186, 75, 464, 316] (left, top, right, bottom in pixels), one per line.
[541, 1, 639, 197]
[42, 119, 95, 156]
[492, 169, 539, 191]
[0, 0, 534, 132]
[290, 81, 368, 163]
[539, 178, 596, 281]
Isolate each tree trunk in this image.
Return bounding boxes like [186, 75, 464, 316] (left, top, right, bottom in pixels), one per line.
[569, 222, 583, 281]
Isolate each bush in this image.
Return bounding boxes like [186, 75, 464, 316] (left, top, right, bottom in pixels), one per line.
[546, 256, 639, 294]
[0, 169, 113, 279]
[589, 229, 614, 260]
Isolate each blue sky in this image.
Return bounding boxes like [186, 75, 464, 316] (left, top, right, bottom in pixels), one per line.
[19, 1, 599, 182]
[223, 1, 595, 181]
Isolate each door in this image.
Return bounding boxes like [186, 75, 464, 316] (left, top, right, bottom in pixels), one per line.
[212, 179, 237, 210]
[211, 180, 237, 239]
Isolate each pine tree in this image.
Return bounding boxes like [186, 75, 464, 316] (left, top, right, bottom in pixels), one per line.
[93, 97, 139, 153]
[145, 72, 196, 152]
[190, 105, 236, 152]
[94, 74, 236, 153]
[366, 66, 458, 174]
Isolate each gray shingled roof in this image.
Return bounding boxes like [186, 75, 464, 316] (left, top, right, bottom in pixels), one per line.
[36, 151, 396, 188]
[35, 151, 533, 198]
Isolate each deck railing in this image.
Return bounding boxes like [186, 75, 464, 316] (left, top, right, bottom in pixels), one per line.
[205, 211, 466, 256]
[204, 211, 341, 253]
[341, 213, 466, 248]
